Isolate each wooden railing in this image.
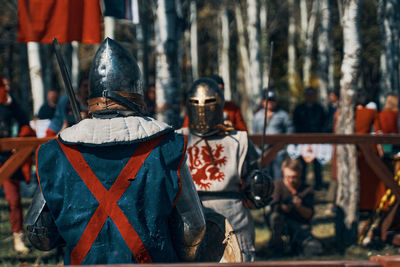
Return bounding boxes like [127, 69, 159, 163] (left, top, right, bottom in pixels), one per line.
[249, 134, 400, 199]
[0, 137, 52, 186]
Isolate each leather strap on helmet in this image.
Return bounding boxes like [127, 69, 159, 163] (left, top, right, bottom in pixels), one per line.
[88, 91, 146, 115]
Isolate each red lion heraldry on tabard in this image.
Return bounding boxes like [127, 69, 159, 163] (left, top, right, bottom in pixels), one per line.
[187, 144, 227, 190]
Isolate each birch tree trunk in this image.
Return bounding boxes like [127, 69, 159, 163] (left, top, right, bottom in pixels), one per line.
[104, 16, 116, 40]
[235, 2, 252, 122]
[71, 41, 79, 90]
[318, 0, 331, 108]
[175, 0, 184, 97]
[335, 0, 362, 249]
[183, 20, 192, 90]
[328, 37, 336, 94]
[288, 0, 297, 102]
[138, 0, 150, 89]
[378, 0, 400, 99]
[378, 0, 391, 97]
[190, 0, 198, 80]
[218, 8, 231, 101]
[246, 0, 262, 129]
[27, 42, 45, 115]
[337, 0, 344, 26]
[303, 0, 318, 87]
[300, 0, 309, 48]
[155, 0, 181, 128]
[136, 22, 144, 81]
[260, 0, 270, 89]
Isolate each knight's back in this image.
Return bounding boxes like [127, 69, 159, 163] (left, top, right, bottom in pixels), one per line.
[28, 38, 205, 265]
[37, 127, 184, 264]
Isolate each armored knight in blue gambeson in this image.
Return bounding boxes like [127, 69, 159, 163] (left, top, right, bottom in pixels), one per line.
[25, 38, 206, 265]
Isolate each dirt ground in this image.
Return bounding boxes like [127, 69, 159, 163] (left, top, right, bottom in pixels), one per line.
[1, 169, 400, 265]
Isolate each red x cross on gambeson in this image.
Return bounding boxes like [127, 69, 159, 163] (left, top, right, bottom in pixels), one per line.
[56, 134, 165, 265]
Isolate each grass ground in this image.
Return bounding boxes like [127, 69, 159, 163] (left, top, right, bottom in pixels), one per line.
[0, 164, 400, 265]
[0, 198, 62, 266]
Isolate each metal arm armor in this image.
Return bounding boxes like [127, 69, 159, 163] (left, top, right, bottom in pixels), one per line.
[25, 188, 64, 251]
[171, 163, 206, 261]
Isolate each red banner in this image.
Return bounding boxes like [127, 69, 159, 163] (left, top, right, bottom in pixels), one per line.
[18, 0, 102, 44]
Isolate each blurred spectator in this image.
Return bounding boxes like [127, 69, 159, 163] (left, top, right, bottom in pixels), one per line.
[293, 87, 326, 190]
[293, 87, 326, 133]
[32, 89, 59, 137]
[355, 94, 382, 135]
[380, 93, 398, 134]
[380, 93, 399, 155]
[355, 93, 386, 212]
[267, 158, 321, 256]
[46, 76, 89, 136]
[253, 89, 294, 180]
[37, 89, 60, 120]
[0, 76, 35, 254]
[145, 84, 156, 118]
[326, 90, 339, 133]
[366, 100, 378, 133]
[366, 101, 378, 110]
[182, 74, 248, 131]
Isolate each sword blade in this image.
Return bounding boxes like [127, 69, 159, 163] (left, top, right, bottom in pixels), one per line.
[52, 38, 81, 123]
[261, 42, 274, 167]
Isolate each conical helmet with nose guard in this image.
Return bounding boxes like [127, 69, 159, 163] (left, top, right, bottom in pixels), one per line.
[87, 38, 146, 117]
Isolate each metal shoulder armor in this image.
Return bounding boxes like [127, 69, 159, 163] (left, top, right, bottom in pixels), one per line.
[170, 163, 206, 261]
[26, 189, 64, 251]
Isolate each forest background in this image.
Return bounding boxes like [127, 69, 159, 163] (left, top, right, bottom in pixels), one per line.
[0, 0, 396, 127]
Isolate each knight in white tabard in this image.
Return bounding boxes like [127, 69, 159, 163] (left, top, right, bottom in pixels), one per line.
[179, 78, 274, 261]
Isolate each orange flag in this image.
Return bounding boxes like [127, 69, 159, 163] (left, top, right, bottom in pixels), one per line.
[18, 0, 102, 44]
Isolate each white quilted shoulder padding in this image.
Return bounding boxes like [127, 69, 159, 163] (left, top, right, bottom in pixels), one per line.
[59, 116, 172, 145]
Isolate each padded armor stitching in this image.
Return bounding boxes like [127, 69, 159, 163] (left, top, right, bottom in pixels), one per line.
[123, 118, 131, 140]
[137, 119, 148, 137]
[59, 117, 172, 145]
